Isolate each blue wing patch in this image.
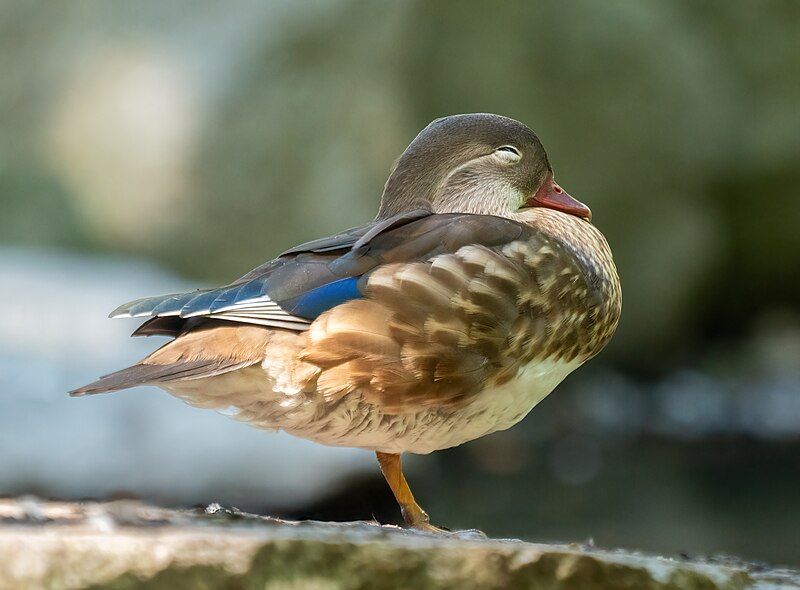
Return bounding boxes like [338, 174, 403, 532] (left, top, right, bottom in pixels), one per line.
[283, 277, 363, 319]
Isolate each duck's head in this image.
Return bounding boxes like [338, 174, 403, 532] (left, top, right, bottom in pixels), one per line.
[377, 113, 591, 221]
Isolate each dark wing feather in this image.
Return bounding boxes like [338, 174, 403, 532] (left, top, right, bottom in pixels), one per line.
[278, 208, 430, 256]
[112, 212, 534, 336]
[109, 211, 431, 328]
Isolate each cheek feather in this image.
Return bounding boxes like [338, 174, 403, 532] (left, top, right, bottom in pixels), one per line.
[434, 171, 526, 216]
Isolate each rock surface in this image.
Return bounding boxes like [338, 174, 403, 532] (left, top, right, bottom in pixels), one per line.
[0, 498, 797, 590]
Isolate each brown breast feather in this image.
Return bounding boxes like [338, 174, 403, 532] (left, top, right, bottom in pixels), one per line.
[297, 217, 621, 414]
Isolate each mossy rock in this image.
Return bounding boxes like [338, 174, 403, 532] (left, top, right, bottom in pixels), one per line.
[0, 499, 796, 590]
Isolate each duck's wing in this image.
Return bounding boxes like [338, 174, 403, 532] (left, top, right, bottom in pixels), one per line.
[111, 211, 534, 336]
[112, 209, 430, 335]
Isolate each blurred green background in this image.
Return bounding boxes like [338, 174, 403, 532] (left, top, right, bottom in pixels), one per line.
[1, 0, 798, 566]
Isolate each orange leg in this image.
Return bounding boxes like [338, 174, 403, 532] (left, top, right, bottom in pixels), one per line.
[375, 452, 444, 533]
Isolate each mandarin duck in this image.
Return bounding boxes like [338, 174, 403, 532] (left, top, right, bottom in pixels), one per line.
[72, 113, 621, 531]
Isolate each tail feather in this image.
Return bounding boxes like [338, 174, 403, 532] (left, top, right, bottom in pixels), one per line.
[69, 359, 255, 396]
[70, 323, 273, 396]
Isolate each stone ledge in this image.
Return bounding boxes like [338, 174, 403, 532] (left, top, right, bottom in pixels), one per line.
[0, 499, 797, 589]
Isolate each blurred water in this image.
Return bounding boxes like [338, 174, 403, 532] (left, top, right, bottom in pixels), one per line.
[568, 368, 800, 440]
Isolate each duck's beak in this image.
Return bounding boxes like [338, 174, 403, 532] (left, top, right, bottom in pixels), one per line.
[526, 173, 592, 221]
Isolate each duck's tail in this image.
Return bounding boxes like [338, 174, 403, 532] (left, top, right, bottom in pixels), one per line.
[69, 323, 271, 396]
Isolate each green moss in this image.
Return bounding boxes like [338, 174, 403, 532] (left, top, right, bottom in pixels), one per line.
[82, 536, 736, 590]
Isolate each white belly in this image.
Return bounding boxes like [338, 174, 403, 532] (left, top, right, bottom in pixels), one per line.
[164, 357, 582, 455]
[361, 357, 583, 454]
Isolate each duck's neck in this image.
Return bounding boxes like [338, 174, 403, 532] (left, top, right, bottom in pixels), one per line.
[516, 208, 620, 294]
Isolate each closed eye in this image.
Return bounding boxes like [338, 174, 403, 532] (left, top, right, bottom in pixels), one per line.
[494, 145, 521, 163]
[497, 145, 520, 155]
